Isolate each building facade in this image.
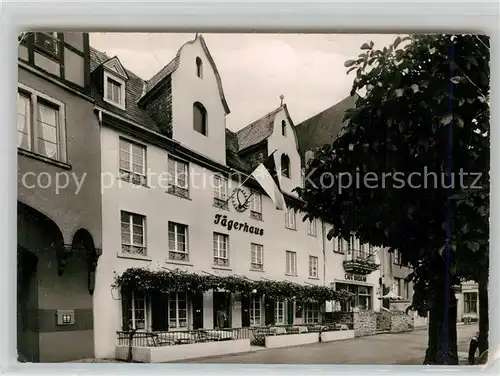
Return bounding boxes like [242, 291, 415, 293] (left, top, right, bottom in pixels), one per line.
[456, 281, 479, 323]
[17, 32, 102, 362]
[89, 35, 383, 359]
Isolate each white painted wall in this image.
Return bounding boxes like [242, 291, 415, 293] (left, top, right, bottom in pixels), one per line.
[267, 109, 302, 197]
[170, 37, 227, 165]
[94, 126, 326, 358]
[323, 223, 382, 312]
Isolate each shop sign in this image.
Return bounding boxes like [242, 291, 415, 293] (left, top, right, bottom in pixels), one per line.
[344, 273, 367, 282]
[214, 214, 264, 236]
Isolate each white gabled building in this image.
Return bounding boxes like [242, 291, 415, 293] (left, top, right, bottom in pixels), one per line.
[89, 34, 382, 360]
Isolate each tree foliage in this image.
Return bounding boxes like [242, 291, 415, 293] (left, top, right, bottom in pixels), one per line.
[296, 34, 489, 363]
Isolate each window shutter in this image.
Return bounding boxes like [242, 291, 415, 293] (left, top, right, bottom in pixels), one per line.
[151, 290, 169, 331]
[121, 289, 132, 331]
[333, 236, 338, 253]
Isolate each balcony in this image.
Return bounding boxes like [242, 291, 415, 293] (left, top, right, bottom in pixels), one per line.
[343, 250, 379, 275]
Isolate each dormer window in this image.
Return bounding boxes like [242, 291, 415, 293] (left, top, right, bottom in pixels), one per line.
[282, 120, 286, 136]
[102, 57, 128, 110]
[281, 154, 290, 178]
[196, 57, 203, 78]
[106, 77, 122, 105]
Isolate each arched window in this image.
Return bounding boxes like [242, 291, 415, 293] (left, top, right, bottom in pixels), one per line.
[281, 154, 290, 178]
[281, 120, 286, 136]
[193, 102, 207, 135]
[196, 57, 203, 78]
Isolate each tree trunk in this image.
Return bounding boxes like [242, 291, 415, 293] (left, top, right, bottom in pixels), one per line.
[478, 276, 488, 354]
[423, 287, 458, 365]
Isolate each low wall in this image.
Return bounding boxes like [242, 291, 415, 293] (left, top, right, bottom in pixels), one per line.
[390, 311, 413, 333]
[353, 311, 377, 337]
[265, 332, 319, 348]
[330, 312, 354, 327]
[376, 311, 391, 331]
[115, 339, 252, 363]
[321, 330, 355, 342]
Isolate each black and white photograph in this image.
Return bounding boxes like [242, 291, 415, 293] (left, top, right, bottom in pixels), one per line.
[16, 31, 490, 365]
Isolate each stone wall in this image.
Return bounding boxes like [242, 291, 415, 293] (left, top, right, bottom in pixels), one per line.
[353, 311, 377, 337]
[390, 311, 413, 333]
[376, 310, 391, 331]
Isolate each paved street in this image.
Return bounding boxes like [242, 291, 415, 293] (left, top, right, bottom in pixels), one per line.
[183, 324, 478, 365]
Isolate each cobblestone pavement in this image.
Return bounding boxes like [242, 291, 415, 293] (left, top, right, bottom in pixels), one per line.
[182, 324, 478, 365]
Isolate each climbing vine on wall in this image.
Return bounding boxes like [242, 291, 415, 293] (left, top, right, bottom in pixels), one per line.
[113, 268, 354, 303]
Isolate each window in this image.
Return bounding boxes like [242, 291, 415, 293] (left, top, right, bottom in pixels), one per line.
[34, 32, 60, 59]
[285, 251, 297, 276]
[102, 69, 126, 110]
[336, 284, 372, 311]
[168, 222, 188, 261]
[335, 238, 345, 254]
[309, 256, 318, 278]
[281, 120, 286, 136]
[250, 296, 261, 326]
[275, 301, 286, 324]
[464, 292, 478, 314]
[169, 292, 188, 329]
[304, 302, 320, 324]
[285, 207, 296, 230]
[393, 250, 402, 265]
[281, 154, 290, 178]
[196, 57, 203, 78]
[17, 87, 66, 162]
[307, 218, 317, 236]
[213, 233, 229, 267]
[357, 286, 372, 310]
[213, 175, 228, 209]
[193, 102, 207, 135]
[250, 191, 263, 220]
[121, 211, 146, 255]
[167, 157, 189, 198]
[119, 138, 146, 186]
[130, 291, 147, 330]
[393, 278, 402, 297]
[250, 243, 263, 271]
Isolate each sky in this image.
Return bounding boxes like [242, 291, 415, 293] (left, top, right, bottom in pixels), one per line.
[90, 33, 399, 131]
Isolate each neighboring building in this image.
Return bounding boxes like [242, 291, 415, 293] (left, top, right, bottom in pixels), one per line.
[89, 35, 382, 359]
[456, 281, 479, 322]
[17, 32, 102, 362]
[295, 96, 413, 308]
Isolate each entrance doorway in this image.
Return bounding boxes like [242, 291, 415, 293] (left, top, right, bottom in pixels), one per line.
[213, 291, 231, 328]
[192, 293, 204, 329]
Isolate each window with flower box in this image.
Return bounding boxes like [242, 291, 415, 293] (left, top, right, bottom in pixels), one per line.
[119, 138, 147, 186]
[168, 222, 188, 261]
[250, 243, 263, 271]
[213, 233, 229, 267]
[213, 175, 228, 209]
[121, 211, 146, 256]
[250, 191, 263, 220]
[167, 157, 189, 198]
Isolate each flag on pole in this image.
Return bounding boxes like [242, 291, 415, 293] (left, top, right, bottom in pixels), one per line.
[250, 151, 286, 210]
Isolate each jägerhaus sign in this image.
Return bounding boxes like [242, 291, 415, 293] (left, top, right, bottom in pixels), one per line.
[214, 214, 264, 236]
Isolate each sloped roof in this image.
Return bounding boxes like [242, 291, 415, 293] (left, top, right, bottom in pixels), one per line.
[142, 35, 230, 114]
[235, 106, 284, 152]
[295, 94, 358, 155]
[89, 48, 160, 132]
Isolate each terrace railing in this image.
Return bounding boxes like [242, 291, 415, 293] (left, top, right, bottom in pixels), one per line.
[117, 327, 250, 347]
